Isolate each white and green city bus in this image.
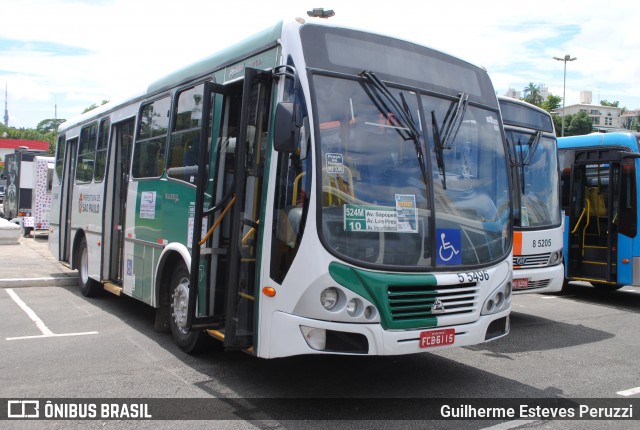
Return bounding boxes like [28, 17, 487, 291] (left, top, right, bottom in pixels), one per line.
[49, 14, 513, 358]
[498, 97, 564, 294]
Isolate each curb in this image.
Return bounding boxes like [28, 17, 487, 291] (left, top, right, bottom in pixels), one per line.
[0, 276, 79, 288]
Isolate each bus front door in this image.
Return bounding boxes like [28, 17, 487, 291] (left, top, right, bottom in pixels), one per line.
[188, 69, 273, 351]
[567, 151, 622, 286]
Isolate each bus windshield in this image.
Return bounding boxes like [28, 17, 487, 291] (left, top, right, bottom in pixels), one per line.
[512, 131, 561, 228]
[313, 74, 510, 269]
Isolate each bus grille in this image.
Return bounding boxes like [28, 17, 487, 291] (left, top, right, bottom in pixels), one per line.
[387, 283, 479, 321]
[513, 252, 550, 268]
[516, 279, 551, 290]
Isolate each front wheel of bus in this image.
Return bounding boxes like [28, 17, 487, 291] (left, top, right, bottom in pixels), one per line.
[78, 237, 101, 297]
[169, 262, 212, 353]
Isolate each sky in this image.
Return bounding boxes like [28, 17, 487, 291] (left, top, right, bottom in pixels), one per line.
[1, 0, 638, 129]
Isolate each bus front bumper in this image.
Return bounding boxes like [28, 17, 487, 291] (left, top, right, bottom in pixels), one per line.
[264, 309, 510, 359]
[512, 264, 564, 294]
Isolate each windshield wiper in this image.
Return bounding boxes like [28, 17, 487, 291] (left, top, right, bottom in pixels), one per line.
[359, 70, 429, 188]
[359, 70, 420, 140]
[431, 93, 469, 190]
[517, 131, 542, 194]
[432, 111, 447, 189]
[523, 131, 542, 166]
[442, 93, 469, 149]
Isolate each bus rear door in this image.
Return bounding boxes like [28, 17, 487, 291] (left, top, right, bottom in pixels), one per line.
[59, 137, 78, 263]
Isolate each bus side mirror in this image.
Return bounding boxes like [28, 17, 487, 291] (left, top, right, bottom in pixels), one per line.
[274, 102, 299, 153]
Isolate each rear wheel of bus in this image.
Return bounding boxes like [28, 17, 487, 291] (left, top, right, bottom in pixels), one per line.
[78, 237, 102, 297]
[169, 261, 213, 353]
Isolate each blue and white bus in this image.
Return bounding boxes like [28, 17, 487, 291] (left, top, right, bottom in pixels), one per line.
[558, 132, 640, 290]
[49, 13, 513, 358]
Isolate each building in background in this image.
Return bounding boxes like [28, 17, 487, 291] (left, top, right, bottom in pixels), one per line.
[553, 91, 624, 132]
[0, 139, 49, 172]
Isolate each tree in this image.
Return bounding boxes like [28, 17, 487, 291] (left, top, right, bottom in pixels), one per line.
[82, 100, 109, 114]
[541, 95, 562, 113]
[0, 122, 57, 155]
[566, 111, 593, 136]
[36, 118, 66, 133]
[600, 100, 619, 107]
[522, 83, 543, 106]
[552, 114, 564, 135]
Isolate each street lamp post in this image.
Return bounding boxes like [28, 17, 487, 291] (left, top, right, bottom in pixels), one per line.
[553, 54, 577, 137]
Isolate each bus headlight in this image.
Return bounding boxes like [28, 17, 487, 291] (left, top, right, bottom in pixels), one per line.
[300, 326, 327, 350]
[481, 282, 512, 315]
[549, 250, 562, 266]
[346, 298, 359, 316]
[320, 287, 339, 310]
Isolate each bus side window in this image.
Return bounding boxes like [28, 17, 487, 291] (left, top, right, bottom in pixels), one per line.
[76, 123, 98, 183]
[133, 96, 170, 179]
[167, 84, 204, 183]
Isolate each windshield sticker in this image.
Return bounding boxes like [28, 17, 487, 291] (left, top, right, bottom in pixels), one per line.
[395, 194, 418, 233]
[436, 228, 462, 265]
[344, 203, 419, 233]
[325, 153, 344, 174]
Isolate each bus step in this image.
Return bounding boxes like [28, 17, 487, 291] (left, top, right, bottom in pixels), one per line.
[103, 282, 122, 296]
[583, 246, 608, 261]
[579, 261, 608, 280]
[207, 329, 225, 341]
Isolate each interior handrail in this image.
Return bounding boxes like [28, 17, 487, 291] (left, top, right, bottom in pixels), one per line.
[199, 194, 237, 246]
[571, 202, 588, 234]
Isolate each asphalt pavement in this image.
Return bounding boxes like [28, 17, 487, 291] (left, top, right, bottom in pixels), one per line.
[0, 234, 78, 288]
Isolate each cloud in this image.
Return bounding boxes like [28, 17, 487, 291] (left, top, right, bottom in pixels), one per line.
[1, 0, 639, 127]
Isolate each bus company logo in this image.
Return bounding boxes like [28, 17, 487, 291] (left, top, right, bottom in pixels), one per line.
[430, 298, 445, 314]
[7, 400, 40, 418]
[516, 257, 527, 266]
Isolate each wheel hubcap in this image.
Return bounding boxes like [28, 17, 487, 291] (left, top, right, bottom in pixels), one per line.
[172, 277, 190, 334]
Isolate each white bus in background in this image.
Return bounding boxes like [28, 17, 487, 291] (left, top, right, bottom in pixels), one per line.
[49, 13, 513, 358]
[498, 97, 564, 294]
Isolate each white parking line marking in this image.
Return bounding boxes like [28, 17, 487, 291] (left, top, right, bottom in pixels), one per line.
[5, 288, 98, 341]
[617, 386, 640, 397]
[481, 420, 539, 429]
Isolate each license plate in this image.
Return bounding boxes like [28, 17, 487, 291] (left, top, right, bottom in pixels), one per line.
[419, 328, 455, 348]
[513, 278, 529, 290]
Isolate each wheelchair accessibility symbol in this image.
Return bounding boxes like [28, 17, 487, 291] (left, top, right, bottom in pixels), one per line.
[436, 228, 461, 265]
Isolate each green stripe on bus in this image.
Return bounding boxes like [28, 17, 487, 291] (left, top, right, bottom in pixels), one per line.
[328, 262, 438, 330]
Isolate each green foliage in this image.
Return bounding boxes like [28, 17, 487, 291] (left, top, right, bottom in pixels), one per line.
[541, 95, 562, 112]
[552, 114, 564, 135]
[566, 111, 593, 136]
[0, 122, 57, 155]
[82, 100, 109, 114]
[36, 118, 66, 133]
[522, 83, 543, 106]
[600, 100, 619, 107]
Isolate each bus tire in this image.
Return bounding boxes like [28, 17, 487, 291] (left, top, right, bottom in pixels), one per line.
[591, 282, 623, 292]
[78, 237, 102, 297]
[169, 262, 212, 353]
